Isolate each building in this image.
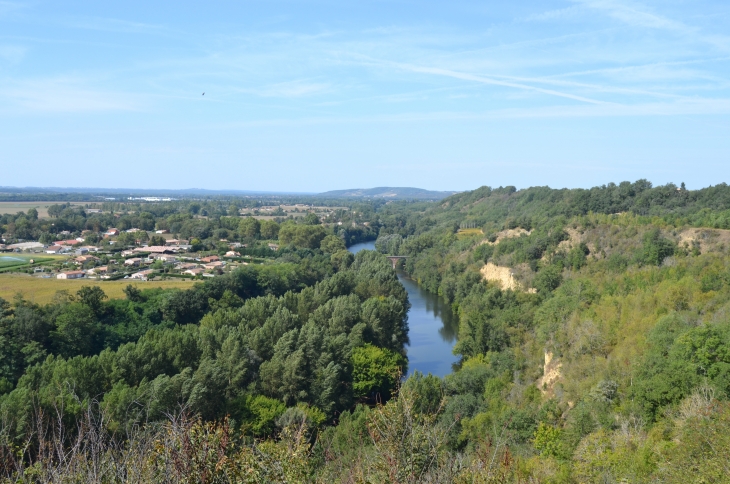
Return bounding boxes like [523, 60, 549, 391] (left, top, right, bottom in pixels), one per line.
[57, 271, 85, 280]
[176, 263, 199, 270]
[154, 254, 178, 264]
[203, 261, 225, 269]
[184, 268, 204, 276]
[88, 266, 109, 275]
[130, 269, 154, 280]
[124, 258, 142, 267]
[268, 243, 279, 251]
[75, 247, 89, 255]
[73, 255, 99, 264]
[105, 229, 120, 236]
[201, 255, 220, 263]
[134, 246, 172, 254]
[46, 245, 65, 254]
[155, 229, 169, 234]
[57, 239, 81, 246]
[121, 250, 136, 257]
[225, 251, 240, 257]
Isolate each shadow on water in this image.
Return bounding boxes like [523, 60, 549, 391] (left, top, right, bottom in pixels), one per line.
[348, 241, 458, 377]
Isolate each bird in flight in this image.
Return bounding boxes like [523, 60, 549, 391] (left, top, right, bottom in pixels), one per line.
[202, 92, 205, 96]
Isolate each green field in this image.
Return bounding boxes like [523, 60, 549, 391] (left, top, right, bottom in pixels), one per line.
[0, 273, 198, 304]
[0, 201, 88, 218]
[0, 255, 54, 269]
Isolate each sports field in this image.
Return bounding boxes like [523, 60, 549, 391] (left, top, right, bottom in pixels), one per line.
[0, 273, 197, 304]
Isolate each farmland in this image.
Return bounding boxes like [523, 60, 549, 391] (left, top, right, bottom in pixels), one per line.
[0, 273, 197, 304]
[0, 201, 88, 218]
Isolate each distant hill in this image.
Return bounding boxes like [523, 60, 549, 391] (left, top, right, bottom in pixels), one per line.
[318, 187, 457, 200]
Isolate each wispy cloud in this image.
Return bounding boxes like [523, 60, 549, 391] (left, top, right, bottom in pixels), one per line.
[2, 77, 143, 113]
[574, 0, 690, 32]
[0, 44, 26, 63]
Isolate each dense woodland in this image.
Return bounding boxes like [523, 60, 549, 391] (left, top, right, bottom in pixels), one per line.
[3, 180, 730, 482]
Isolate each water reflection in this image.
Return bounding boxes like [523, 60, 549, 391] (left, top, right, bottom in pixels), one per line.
[348, 241, 458, 377]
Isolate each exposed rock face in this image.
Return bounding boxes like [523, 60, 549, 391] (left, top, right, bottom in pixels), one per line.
[480, 262, 536, 293]
[480, 228, 531, 246]
[538, 351, 562, 396]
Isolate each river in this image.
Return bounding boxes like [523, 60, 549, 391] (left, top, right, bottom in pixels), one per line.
[348, 241, 458, 377]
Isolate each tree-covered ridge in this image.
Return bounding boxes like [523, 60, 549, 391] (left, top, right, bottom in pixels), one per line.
[0, 249, 409, 442]
[6, 181, 730, 482]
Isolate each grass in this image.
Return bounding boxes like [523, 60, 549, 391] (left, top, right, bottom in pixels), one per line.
[0, 254, 64, 273]
[456, 228, 484, 239]
[0, 201, 89, 218]
[0, 273, 198, 304]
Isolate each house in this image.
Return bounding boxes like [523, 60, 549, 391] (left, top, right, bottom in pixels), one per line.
[46, 245, 65, 254]
[155, 229, 169, 234]
[154, 254, 178, 264]
[124, 258, 142, 267]
[121, 250, 136, 257]
[130, 269, 154, 280]
[88, 266, 109, 275]
[57, 271, 85, 280]
[203, 261, 225, 269]
[86, 209, 102, 213]
[105, 229, 120, 236]
[184, 268, 204, 276]
[58, 239, 81, 246]
[75, 247, 89, 255]
[126, 228, 142, 233]
[176, 263, 199, 270]
[73, 255, 99, 264]
[225, 251, 240, 257]
[79, 246, 99, 253]
[201, 255, 220, 263]
[268, 243, 279, 251]
[165, 239, 190, 246]
[134, 246, 171, 254]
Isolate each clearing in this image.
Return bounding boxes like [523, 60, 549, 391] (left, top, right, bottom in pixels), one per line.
[0, 273, 197, 304]
[0, 201, 89, 218]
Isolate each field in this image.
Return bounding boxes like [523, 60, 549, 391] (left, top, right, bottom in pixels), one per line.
[456, 228, 484, 239]
[0, 252, 67, 270]
[0, 273, 197, 304]
[0, 201, 88, 218]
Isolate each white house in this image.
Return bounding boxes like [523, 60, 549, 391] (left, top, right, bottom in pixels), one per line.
[57, 271, 85, 280]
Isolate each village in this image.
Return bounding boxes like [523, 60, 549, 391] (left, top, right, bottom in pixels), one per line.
[0, 226, 279, 282]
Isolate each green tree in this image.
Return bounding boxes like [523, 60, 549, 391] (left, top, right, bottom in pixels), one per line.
[260, 220, 280, 240]
[352, 343, 405, 401]
[51, 303, 100, 357]
[320, 235, 346, 254]
[76, 286, 107, 315]
[238, 218, 261, 240]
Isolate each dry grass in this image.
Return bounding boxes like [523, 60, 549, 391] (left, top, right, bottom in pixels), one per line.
[0, 201, 89, 218]
[0, 273, 197, 304]
[456, 228, 483, 239]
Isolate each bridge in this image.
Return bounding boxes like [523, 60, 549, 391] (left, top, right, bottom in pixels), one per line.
[385, 255, 408, 269]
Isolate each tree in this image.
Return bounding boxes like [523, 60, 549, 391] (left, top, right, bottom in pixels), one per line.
[123, 284, 143, 302]
[149, 235, 166, 247]
[238, 218, 261, 240]
[51, 303, 100, 357]
[26, 208, 38, 220]
[76, 286, 107, 315]
[278, 224, 327, 249]
[260, 220, 280, 240]
[352, 343, 405, 401]
[320, 235, 346, 254]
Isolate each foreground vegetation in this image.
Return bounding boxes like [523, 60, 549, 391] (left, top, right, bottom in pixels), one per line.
[4, 180, 730, 481]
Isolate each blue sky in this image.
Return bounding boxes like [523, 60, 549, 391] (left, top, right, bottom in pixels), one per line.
[1, 0, 730, 192]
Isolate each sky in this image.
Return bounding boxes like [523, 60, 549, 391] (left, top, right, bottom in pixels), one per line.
[1, 0, 730, 193]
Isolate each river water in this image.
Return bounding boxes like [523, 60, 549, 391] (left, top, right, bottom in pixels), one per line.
[348, 241, 458, 377]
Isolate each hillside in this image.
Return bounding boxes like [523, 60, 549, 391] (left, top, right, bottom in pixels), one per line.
[318, 186, 457, 200]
